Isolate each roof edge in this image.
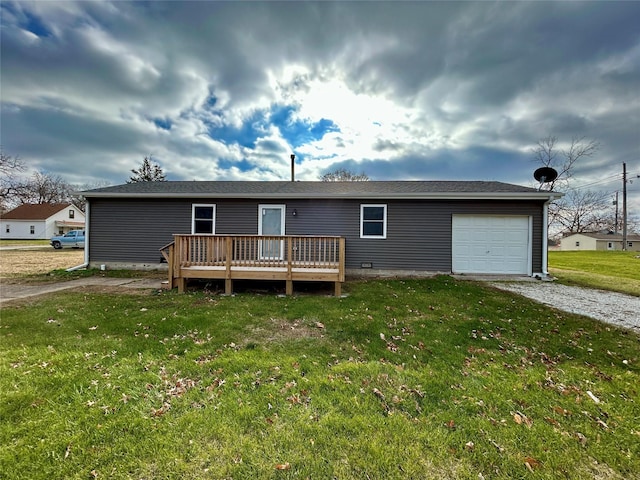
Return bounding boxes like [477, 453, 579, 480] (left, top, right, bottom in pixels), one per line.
[83, 191, 562, 201]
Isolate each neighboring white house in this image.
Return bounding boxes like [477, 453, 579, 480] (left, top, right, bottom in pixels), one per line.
[0, 203, 85, 240]
[560, 232, 640, 252]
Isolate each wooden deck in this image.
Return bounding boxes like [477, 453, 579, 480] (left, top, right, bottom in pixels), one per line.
[160, 235, 345, 295]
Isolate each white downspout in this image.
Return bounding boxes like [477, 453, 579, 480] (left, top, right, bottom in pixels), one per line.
[66, 200, 89, 272]
[541, 199, 550, 277]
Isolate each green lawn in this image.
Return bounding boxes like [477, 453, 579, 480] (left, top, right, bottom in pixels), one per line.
[549, 250, 640, 296]
[0, 239, 50, 246]
[1, 277, 638, 479]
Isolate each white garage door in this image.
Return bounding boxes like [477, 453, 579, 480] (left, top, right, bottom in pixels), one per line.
[452, 215, 531, 275]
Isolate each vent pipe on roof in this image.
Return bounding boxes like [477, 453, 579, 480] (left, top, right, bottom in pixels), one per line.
[290, 154, 295, 182]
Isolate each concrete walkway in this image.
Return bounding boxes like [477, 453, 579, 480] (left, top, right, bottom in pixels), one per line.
[0, 277, 164, 304]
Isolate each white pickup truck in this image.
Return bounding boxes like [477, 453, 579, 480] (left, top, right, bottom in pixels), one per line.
[50, 230, 85, 249]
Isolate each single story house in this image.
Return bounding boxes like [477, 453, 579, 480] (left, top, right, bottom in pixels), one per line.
[80, 181, 560, 292]
[560, 232, 640, 251]
[0, 203, 85, 240]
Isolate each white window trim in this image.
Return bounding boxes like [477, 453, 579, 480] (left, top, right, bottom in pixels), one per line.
[360, 204, 387, 239]
[191, 204, 216, 234]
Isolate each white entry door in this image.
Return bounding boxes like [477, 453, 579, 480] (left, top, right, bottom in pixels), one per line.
[259, 205, 285, 259]
[452, 215, 531, 275]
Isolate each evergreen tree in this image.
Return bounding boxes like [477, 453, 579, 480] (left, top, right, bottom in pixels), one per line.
[128, 156, 167, 183]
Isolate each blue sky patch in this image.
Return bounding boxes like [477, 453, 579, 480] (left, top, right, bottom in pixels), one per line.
[18, 7, 52, 38]
[204, 104, 340, 150]
[270, 105, 340, 148]
[153, 118, 172, 131]
[206, 110, 268, 148]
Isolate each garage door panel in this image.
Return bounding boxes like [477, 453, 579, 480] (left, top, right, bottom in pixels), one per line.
[452, 215, 530, 275]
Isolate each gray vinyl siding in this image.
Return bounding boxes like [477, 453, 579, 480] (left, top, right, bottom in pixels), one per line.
[89, 198, 545, 272]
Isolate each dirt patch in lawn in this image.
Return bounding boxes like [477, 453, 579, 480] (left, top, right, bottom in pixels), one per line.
[0, 248, 85, 277]
[246, 317, 326, 345]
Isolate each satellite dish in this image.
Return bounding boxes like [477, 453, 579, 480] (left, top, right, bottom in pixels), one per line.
[534, 167, 558, 183]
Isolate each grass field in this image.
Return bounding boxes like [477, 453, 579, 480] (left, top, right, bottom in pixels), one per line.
[549, 250, 640, 296]
[0, 239, 51, 246]
[1, 277, 638, 479]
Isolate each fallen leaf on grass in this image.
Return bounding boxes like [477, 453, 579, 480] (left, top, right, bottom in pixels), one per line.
[512, 411, 533, 428]
[274, 462, 291, 470]
[465, 441, 475, 451]
[490, 439, 505, 453]
[314, 322, 325, 329]
[586, 390, 601, 404]
[524, 457, 540, 472]
[544, 417, 560, 427]
[552, 406, 571, 416]
[575, 432, 587, 445]
[372, 388, 385, 401]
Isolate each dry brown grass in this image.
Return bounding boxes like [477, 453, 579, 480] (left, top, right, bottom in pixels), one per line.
[0, 248, 84, 277]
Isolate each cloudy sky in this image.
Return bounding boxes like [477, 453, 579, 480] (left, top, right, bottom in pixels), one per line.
[1, 1, 639, 210]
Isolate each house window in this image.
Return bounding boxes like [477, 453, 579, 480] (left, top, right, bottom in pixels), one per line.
[608, 242, 613, 249]
[30, 225, 35, 235]
[69, 209, 75, 219]
[360, 204, 387, 239]
[192, 204, 216, 234]
[5, 225, 9, 234]
[629, 242, 634, 248]
[575, 241, 580, 247]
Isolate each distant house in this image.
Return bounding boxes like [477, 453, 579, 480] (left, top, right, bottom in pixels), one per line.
[560, 232, 640, 252]
[81, 181, 561, 291]
[0, 203, 85, 240]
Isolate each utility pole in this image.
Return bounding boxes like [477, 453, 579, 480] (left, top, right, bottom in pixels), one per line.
[622, 162, 627, 251]
[613, 191, 619, 234]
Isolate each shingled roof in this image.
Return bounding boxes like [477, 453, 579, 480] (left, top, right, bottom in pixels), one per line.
[82, 181, 559, 200]
[1, 203, 73, 220]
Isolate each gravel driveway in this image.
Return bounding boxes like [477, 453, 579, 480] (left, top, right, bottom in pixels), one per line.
[491, 281, 640, 332]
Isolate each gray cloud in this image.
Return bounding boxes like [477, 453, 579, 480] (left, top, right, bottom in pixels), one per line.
[1, 0, 639, 212]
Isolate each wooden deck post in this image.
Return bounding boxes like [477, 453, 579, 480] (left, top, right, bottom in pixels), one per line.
[167, 244, 174, 290]
[225, 237, 233, 295]
[338, 237, 346, 282]
[286, 237, 293, 295]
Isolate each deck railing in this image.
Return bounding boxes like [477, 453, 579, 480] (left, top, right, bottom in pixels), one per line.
[160, 235, 345, 295]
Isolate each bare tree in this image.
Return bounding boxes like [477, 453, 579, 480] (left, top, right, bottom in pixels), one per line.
[599, 211, 639, 235]
[12, 171, 74, 205]
[128, 156, 167, 183]
[0, 150, 27, 211]
[533, 136, 599, 191]
[550, 189, 611, 234]
[320, 168, 369, 182]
